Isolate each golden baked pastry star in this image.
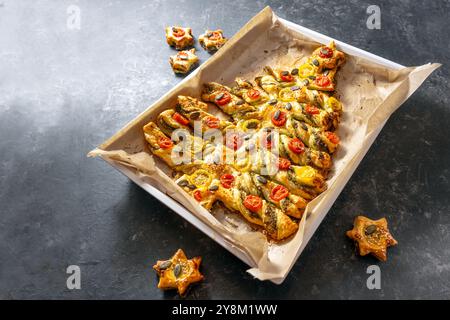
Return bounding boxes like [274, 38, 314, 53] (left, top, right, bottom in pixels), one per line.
[199, 29, 227, 52]
[165, 26, 194, 50]
[346, 216, 398, 261]
[153, 249, 204, 296]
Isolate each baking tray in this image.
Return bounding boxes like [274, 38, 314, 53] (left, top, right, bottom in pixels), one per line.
[91, 7, 437, 284]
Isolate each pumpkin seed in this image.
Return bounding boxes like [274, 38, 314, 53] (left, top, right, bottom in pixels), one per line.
[209, 185, 219, 191]
[189, 111, 200, 120]
[187, 184, 196, 190]
[290, 86, 300, 91]
[285, 103, 292, 110]
[291, 68, 299, 75]
[323, 69, 330, 76]
[320, 48, 329, 56]
[308, 75, 316, 80]
[159, 260, 172, 270]
[281, 71, 289, 76]
[268, 99, 277, 105]
[174, 264, 182, 278]
[246, 121, 258, 129]
[177, 179, 189, 187]
[215, 92, 224, 100]
[236, 99, 245, 105]
[303, 79, 310, 86]
[365, 225, 377, 235]
[256, 175, 267, 184]
[273, 110, 281, 120]
[312, 59, 319, 66]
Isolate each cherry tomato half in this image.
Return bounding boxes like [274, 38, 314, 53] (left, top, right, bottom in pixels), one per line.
[215, 92, 231, 106]
[288, 138, 305, 154]
[158, 137, 173, 149]
[244, 195, 263, 212]
[247, 89, 261, 100]
[172, 112, 190, 125]
[261, 132, 274, 149]
[325, 131, 340, 144]
[270, 185, 289, 202]
[319, 46, 333, 59]
[204, 116, 220, 129]
[177, 51, 189, 60]
[208, 31, 222, 40]
[271, 110, 287, 127]
[280, 71, 294, 82]
[193, 190, 202, 202]
[220, 174, 234, 189]
[305, 104, 320, 115]
[315, 75, 331, 87]
[277, 157, 291, 170]
[226, 133, 242, 151]
[172, 28, 185, 38]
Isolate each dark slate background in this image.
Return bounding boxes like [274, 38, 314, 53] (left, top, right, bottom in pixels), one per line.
[0, 0, 449, 299]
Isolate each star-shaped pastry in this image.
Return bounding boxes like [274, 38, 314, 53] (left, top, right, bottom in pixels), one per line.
[153, 249, 204, 296]
[199, 29, 227, 52]
[346, 216, 398, 261]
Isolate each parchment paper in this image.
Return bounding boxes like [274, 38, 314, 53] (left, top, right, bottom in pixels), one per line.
[88, 7, 440, 281]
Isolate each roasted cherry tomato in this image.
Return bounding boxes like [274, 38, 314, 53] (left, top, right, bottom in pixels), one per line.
[193, 190, 202, 202]
[319, 46, 333, 58]
[315, 75, 331, 87]
[280, 71, 293, 82]
[277, 157, 291, 170]
[270, 185, 289, 201]
[208, 31, 222, 40]
[158, 137, 173, 149]
[247, 89, 261, 100]
[177, 51, 189, 60]
[243, 195, 263, 212]
[226, 133, 242, 151]
[204, 116, 220, 129]
[172, 112, 190, 125]
[261, 132, 274, 149]
[172, 28, 185, 38]
[220, 174, 234, 189]
[288, 138, 305, 154]
[215, 92, 231, 106]
[325, 131, 340, 144]
[271, 110, 287, 127]
[305, 104, 320, 115]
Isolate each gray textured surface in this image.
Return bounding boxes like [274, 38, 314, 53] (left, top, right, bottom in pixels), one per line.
[0, 0, 449, 299]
